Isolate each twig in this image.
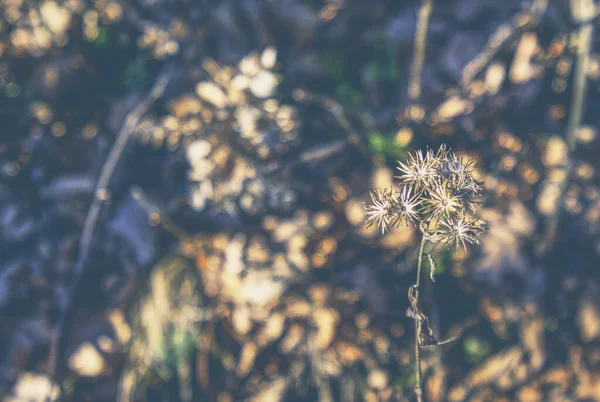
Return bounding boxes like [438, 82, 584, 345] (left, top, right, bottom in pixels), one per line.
[130, 186, 191, 241]
[262, 139, 351, 176]
[46, 66, 173, 398]
[424, 258, 446, 402]
[130, 186, 206, 258]
[418, 0, 548, 127]
[539, 0, 593, 254]
[565, 0, 594, 152]
[292, 88, 375, 159]
[413, 233, 427, 402]
[460, 0, 548, 88]
[408, 0, 434, 103]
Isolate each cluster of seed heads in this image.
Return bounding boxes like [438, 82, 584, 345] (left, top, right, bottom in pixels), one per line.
[364, 145, 488, 250]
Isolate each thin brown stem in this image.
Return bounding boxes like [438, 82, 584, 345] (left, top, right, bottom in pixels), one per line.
[130, 186, 191, 241]
[539, 0, 593, 254]
[292, 88, 376, 162]
[460, 0, 548, 88]
[566, 1, 593, 152]
[414, 233, 427, 402]
[424, 262, 447, 400]
[408, 0, 434, 103]
[46, 65, 173, 400]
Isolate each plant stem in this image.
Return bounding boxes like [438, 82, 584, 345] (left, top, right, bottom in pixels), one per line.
[414, 233, 427, 402]
[409, 0, 434, 103]
[46, 65, 173, 401]
[539, 1, 593, 254]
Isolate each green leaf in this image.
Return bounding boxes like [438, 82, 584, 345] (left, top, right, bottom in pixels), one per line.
[368, 131, 387, 154]
[463, 336, 491, 363]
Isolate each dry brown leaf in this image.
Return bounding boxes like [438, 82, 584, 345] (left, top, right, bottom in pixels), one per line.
[68, 343, 107, 377]
[195, 82, 228, 108]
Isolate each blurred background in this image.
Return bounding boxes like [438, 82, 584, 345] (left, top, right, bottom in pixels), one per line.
[1, 0, 600, 401]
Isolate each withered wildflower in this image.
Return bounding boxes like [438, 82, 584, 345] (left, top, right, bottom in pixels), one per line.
[437, 214, 488, 251]
[364, 186, 422, 234]
[435, 149, 474, 181]
[364, 144, 487, 402]
[396, 149, 438, 190]
[365, 144, 486, 249]
[390, 185, 422, 228]
[424, 180, 463, 220]
[365, 188, 395, 234]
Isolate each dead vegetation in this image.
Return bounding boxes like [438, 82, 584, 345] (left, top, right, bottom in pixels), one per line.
[2, 0, 600, 401]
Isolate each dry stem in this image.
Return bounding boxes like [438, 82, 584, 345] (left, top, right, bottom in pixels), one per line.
[414, 233, 427, 402]
[46, 65, 173, 400]
[409, 0, 434, 103]
[460, 0, 548, 88]
[539, 0, 593, 253]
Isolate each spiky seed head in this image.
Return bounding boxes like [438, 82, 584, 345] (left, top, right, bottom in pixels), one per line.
[423, 180, 463, 220]
[450, 175, 483, 213]
[437, 214, 487, 251]
[390, 185, 422, 228]
[436, 151, 475, 182]
[396, 149, 438, 190]
[432, 144, 449, 160]
[364, 144, 487, 251]
[364, 188, 395, 234]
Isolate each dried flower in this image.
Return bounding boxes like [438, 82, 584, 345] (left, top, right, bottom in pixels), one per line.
[452, 176, 482, 213]
[364, 144, 487, 249]
[368, 144, 488, 402]
[437, 214, 488, 250]
[435, 151, 475, 182]
[390, 185, 422, 228]
[364, 188, 395, 234]
[423, 180, 463, 220]
[396, 149, 438, 190]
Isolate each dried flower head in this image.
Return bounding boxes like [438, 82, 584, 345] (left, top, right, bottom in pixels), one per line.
[423, 180, 463, 220]
[364, 144, 487, 250]
[369, 144, 487, 402]
[452, 175, 483, 213]
[396, 149, 438, 190]
[436, 215, 488, 250]
[364, 188, 395, 234]
[435, 151, 474, 182]
[390, 185, 422, 228]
